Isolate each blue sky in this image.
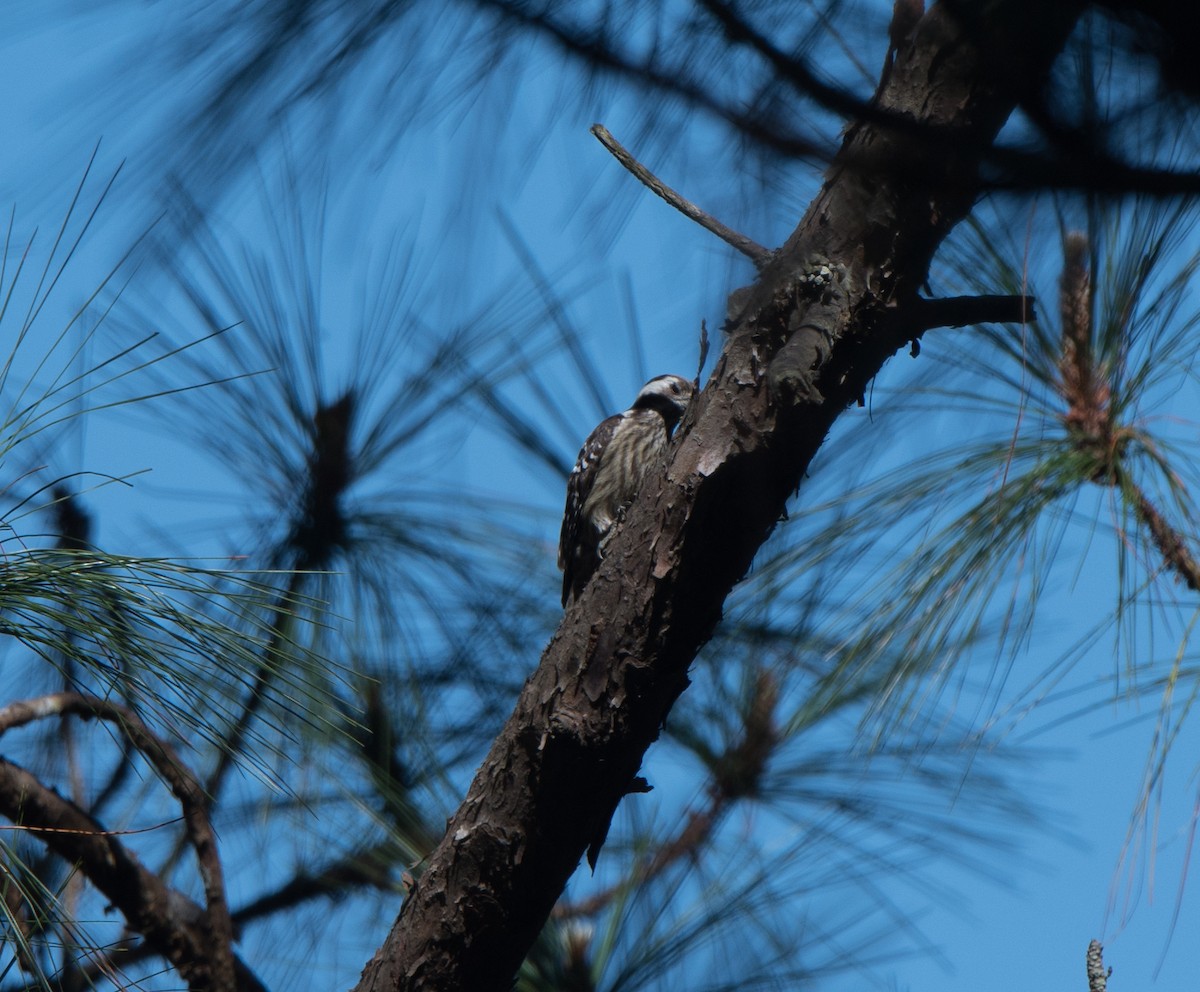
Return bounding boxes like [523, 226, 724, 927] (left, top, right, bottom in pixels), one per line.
[2, 3, 1199, 991]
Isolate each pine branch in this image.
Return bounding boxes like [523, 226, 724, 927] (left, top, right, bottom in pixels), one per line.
[201, 567, 309, 801]
[0, 692, 238, 992]
[1119, 469, 1200, 591]
[907, 294, 1036, 331]
[352, 7, 1087, 986]
[0, 756, 264, 992]
[1052, 232, 1200, 591]
[590, 125, 771, 266]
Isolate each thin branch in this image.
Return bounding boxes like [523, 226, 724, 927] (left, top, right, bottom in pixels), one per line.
[129, 832, 412, 989]
[590, 124, 772, 267]
[0, 692, 237, 992]
[70, 838, 412, 985]
[0, 756, 264, 992]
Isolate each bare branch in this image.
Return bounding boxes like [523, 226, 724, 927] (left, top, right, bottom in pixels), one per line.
[62, 837, 410, 990]
[876, 293, 1037, 355]
[0, 692, 238, 992]
[0, 756, 264, 992]
[590, 124, 772, 266]
[908, 294, 1036, 331]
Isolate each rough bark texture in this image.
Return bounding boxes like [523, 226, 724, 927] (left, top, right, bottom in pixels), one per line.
[354, 2, 1085, 989]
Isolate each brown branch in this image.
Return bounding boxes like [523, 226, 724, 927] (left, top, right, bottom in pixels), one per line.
[61, 836, 411, 988]
[907, 294, 1036, 332]
[1068, 397, 1200, 593]
[590, 124, 772, 266]
[0, 756, 264, 992]
[1052, 234, 1200, 591]
[1124, 473, 1200, 592]
[878, 293, 1037, 353]
[0, 693, 238, 992]
[354, 4, 1086, 989]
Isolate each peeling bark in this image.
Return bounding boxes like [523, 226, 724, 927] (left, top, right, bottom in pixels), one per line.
[353, 2, 1085, 989]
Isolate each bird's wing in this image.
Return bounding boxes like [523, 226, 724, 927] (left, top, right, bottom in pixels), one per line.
[559, 413, 621, 604]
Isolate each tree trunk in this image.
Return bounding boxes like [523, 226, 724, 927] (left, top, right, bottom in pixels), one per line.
[353, 2, 1085, 988]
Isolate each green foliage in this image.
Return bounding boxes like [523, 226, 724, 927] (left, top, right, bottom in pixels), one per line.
[5, 3, 1200, 990]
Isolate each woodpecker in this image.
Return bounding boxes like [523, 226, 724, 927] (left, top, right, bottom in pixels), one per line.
[558, 374, 694, 606]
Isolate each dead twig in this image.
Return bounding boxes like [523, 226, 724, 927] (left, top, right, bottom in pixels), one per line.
[591, 124, 771, 266]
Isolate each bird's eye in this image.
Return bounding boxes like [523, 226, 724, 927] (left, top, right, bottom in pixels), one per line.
[671, 383, 681, 394]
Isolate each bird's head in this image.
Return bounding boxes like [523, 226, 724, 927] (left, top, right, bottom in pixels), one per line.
[631, 374, 694, 425]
